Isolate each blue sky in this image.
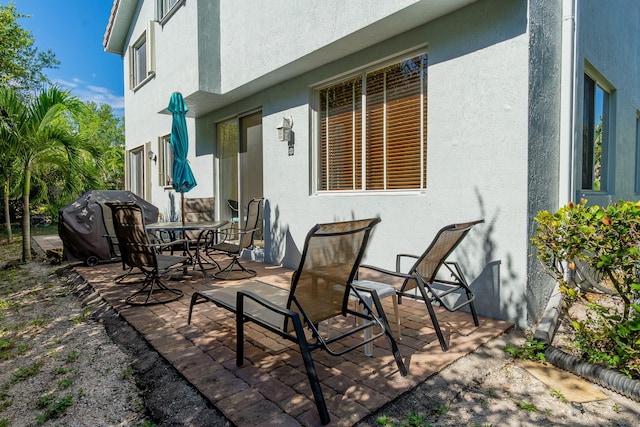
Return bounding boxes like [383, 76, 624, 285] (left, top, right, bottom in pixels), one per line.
[3, 0, 124, 115]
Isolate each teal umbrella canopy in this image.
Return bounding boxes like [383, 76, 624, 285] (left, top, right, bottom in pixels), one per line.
[168, 92, 197, 193]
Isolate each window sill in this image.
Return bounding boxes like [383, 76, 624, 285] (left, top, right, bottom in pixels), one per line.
[132, 72, 156, 92]
[313, 189, 427, 197]
[158, 0, 185, 26]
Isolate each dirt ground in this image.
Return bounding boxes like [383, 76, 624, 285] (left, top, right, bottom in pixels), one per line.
[1, 254, 638, 426]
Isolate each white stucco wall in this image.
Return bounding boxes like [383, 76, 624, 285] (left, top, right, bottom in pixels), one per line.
[216, 0, 477, 93]
[198, 0, 531, 326]
[575, 1, 640, 205]
[122, 0, 215, 220]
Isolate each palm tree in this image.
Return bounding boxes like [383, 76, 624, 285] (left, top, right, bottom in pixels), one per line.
[0, 86, 97, 261]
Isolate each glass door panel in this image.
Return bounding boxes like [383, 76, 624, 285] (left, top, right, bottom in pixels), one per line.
[216, 111, 263, 237]
[240, 112, 263, 239]
[217, 119, 239, 226]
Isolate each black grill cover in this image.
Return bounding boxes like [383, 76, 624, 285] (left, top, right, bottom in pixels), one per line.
[58, 190, 158, 265]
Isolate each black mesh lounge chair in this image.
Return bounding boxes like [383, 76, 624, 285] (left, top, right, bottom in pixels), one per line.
[359, 220, 483, 351]
[205, 198, 262, 280]
[107, 202, 188, 305]
[188, 218, 407, 425]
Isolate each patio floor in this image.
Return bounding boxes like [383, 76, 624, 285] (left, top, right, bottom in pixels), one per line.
[36, 236, 513, 426]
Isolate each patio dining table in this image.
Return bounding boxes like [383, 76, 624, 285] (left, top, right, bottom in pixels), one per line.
[146, 220, 228, 280]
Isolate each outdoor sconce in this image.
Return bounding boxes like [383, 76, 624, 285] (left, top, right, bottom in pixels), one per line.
[148, 150, 157, 163]
[277, 117, 293, 142]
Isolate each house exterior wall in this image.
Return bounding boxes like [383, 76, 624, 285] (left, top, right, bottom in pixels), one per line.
[111, 0, 640, 328]
[122, 0, 215, 220]
[198, 0, 533, 326]
[526, 0, 563, 332]
[575, 1, 640, 205]
[215, 0, 475, 94]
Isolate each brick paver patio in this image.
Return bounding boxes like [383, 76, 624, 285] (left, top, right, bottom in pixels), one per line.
[35, 233, 512, 427]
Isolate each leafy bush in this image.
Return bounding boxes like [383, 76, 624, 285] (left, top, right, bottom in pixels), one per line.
[532, 200, 640, 379]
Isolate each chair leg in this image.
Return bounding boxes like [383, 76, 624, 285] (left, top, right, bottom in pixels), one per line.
[187, 292, 205, 324]
[391, 294, 401, 340]
[368, 292, 407, 376]
[417, 283, 448, 351]
[125, 274, 183, 305]
[213, 256, 257, 280]
[468, 292, 480, 327]
[235, 303, 330, 425]
[290, 316, 330, 425]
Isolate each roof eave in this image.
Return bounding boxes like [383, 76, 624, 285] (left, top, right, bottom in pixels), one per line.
[103, 0, 140, 55]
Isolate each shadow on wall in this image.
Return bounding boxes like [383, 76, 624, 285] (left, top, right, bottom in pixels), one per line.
[264, 194, 527, 325]
[263, 200, 302, 268]
[264, 203, 373, 269]
[447, 188, 525, 325]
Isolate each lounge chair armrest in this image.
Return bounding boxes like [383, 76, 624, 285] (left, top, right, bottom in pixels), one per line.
[236, 289, 304, 336]
[219, 226, 260, 241]
[237, 290, 297, 318]
[359, 264, 414, 281]
[395, 253, 419, 272]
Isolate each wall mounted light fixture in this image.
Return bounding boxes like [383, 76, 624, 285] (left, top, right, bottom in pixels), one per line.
[277, 117, 293, 142]
[148, 150, 157, 163]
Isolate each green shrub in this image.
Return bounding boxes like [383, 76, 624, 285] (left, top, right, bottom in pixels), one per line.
[532, 200, 640, 378]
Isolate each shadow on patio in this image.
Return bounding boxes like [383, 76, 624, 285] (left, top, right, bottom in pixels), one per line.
[69, 254, 512, 427]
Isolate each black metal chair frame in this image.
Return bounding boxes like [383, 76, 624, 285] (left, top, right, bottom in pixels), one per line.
[107, 202, 188, 305]
[359, 220, 483, 351]
[204, 198, 263, 280]
[188, 218, 407, 425]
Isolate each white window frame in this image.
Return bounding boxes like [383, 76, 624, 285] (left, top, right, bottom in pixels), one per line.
[129, 21, 156, 90]
[127, 146, 145, 198]
[157, 0, 184, 23]
[159, 134, 174, 188]
[581, 65, 613, 193]
[312, 51, 428, 194]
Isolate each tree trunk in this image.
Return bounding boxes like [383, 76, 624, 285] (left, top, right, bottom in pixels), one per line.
[3, 180, 12, 243]
[21, 165, 31, 262]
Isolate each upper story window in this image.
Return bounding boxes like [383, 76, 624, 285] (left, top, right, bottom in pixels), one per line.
[157, 0, 184, 22]
[132, 37, 147, 86]
[129, 22, 155, 90]
[315, 53, 428, 192]
[159, 134, 173, 187]
[582, 69, 612, 192]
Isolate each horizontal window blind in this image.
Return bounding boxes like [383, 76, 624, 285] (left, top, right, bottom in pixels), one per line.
[319, 78, 362, 190]
[318, 53, 427, 191]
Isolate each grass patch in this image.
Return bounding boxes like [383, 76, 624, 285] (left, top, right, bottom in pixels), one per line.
[57, 377, 74, 389]
[54, 366, 68, 375]
[72, 307, 92, 324]
[10, 359, 44, 383]
[30, 315, 49, 327]
[504, 339, 547, 362]
[35, 392, 73, 424]
[549, 388, 567, 402]
[65, 351, 81, 362]
[512, 399, 538, 412]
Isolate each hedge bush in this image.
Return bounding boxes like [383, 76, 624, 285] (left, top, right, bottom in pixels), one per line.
[532, 199, 640, 379]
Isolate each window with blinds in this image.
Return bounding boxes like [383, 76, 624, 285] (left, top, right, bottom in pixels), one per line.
[318, 53, 427, 191]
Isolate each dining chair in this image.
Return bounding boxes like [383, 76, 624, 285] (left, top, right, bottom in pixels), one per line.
[107, 202, 188, 305]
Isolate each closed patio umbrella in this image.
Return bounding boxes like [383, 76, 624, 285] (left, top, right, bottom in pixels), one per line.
[168, 92, 197, 224]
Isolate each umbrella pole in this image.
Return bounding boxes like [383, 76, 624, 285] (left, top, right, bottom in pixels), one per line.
[181, 193, 186, 225]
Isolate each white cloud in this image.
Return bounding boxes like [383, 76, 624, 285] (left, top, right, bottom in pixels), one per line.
[53, 77, 124, 114]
